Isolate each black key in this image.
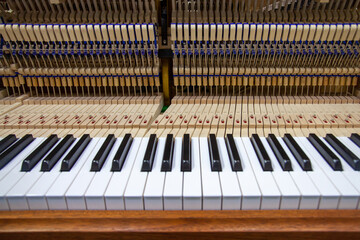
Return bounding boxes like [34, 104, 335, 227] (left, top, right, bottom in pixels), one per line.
[283, 134, 312, 171]
[350, 133, 360, 148]
[267, 134, 292, 171]
[61, 134, 91, 171]
[91, 134, 116, 171]
[225, 134, 242, 171]
[111, 134, 132, 171]
[141, 134, 157, 172]
[41, 135, 75, 172]
[0, 134, 17, 154]
[250, 134, 272, 171]
[21, 135, 59, 172]
[0, 134, 34, 170]
[308, 133, 342, 171]
[161, 134, 174, 172]
[181, 134, 191, 172]
[208, 134, 222, 171]
[325, 134, 360, 171]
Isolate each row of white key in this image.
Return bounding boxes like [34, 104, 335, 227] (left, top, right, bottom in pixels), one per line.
[0, 24, 156, 43]
[171, 23, 360, 43]
[0, 134, 359, 210]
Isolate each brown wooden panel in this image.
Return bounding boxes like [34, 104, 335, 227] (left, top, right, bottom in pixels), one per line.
[0, 210, 359, 240]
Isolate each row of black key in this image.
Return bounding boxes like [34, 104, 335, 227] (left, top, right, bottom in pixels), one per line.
[0, 132, 359, 173]
[250, 133, 360, 172]
[141, 133, 242, 172]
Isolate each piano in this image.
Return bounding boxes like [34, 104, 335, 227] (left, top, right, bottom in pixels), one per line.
[0, 0, 359, 239]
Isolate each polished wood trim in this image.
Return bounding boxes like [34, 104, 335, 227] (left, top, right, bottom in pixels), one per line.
[0, 210, 359, 239]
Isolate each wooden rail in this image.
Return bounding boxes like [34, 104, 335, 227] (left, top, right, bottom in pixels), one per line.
[0, 210, 359, 239]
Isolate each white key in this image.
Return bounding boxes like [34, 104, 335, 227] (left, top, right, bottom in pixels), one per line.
[300, 137, 358, 209]
[6, 137, 62, 210]
[0, 138, 40, 181]
[65, 138, 105, 210]
[85, 138, 122, 210]
[319, 137, 360, 209]
[183, 137, 202, 210]
[45, 138, 100, 210]
[261, 137, 301, 209]
[294, 137, 340, 209]
[26, 138, 80, 210]
[143, 137, 166, 210]
[163, 137, 183, 210]
[277, 137, 320, 209]
[241, 138, 281, 210]
[0, 138, 45, 210]
[199, 137, 221, 210]
[104, 137, 142, 210]
[123, 137, 149, 210]
[234, 138, 261, 210]
[338, 137, 360, 158]
[217, 137, 241, 210]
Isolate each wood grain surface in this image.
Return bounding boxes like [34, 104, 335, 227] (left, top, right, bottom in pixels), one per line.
[0, 210, 359, 240]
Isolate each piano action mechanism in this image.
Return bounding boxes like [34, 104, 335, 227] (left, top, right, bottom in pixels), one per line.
[0, 0, 359, 239]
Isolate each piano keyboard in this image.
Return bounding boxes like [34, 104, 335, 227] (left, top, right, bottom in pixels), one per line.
[0, 1, 360, 239]
[0, 130, 359, 211]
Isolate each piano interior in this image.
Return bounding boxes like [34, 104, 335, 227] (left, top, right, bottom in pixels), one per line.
[0, 0, 359, 239]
